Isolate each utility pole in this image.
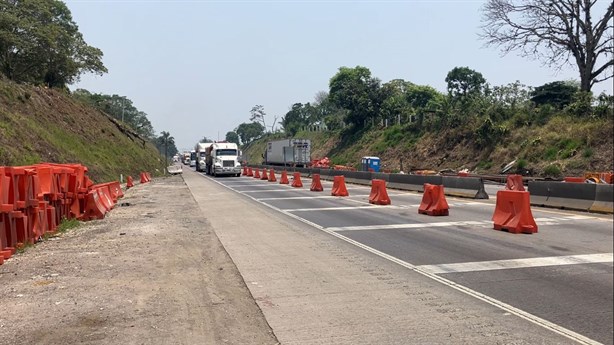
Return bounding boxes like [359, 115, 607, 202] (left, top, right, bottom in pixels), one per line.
[164, 136, 168, 175]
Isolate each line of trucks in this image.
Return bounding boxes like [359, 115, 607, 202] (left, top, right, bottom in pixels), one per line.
[189, 139, 312, 177]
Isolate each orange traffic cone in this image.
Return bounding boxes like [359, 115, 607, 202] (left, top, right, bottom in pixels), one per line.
[261, 169, 268, 180]
[253, 169, 261, 179]
[126, 176, 134, 188]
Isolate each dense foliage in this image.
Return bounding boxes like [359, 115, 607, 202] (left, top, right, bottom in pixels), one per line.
[0, 0, 107, 87]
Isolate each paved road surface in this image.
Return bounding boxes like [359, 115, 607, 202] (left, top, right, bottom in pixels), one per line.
[184, 168, 613, 345]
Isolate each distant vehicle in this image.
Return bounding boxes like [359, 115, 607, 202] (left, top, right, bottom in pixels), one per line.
[182, 152, 190, 165]
[195, 142, 213, 172]
[205, 142, 242, 177]
[190, 150, 196, 167]
[264, 139, 311, 167]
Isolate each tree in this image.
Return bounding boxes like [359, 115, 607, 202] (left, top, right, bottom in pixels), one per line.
[225, 131, 240, 145]
[530, 80, 579, 108]
[200, 136, 213, 143]
[0, 0, 107, 87]
[481, 0, 613, 92]
[281, 103, 317, 136]
[235, 122, 264, 145]
[250, 105, 267, 131]
[329, 66, 383, 128]
[445, 67, 487, 98]
[155, 131, 177, 168]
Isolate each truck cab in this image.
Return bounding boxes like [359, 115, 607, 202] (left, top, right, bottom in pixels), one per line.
[205, 142, 242, 177]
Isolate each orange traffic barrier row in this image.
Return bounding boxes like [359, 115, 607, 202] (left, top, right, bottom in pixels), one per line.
[261, 169, 269, 181]
[419, 183, 449, 216]
[253, 169, 261, 179]
[140, 172, 151, 184]
[1, 163, 134, 266]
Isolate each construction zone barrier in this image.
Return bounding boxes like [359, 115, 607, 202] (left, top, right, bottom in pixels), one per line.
[280, 170, 289, 184]
[268, 169, 277, 182]
[528, 181, 598, 212]
[590, 184, 614, 213]
[418, 183, 449, 216]
[505, 175, 525, 191]
[140, 172, 151, 184]
[246, 167, 253, 177]
[388, 174, 443, 192]
[261, 169, 269, 181]
[1, 163, 129, 265]
[369, 179, 390, 205]
[242, 166, 248, 176]
[126, 176, 134, 189]
[310, 174, 324, 192]
[441, 176, 489, 199]
[331, 176, 349, 197]
[563, 177, 586, 183]
[253, 169, 261, 179]
[291, 172, 303, 188]
[492, 190, 537, 234]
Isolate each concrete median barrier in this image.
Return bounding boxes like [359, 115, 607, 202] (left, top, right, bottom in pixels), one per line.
[589, 184, 613, 213]
[442, 176, 489, 199]
[529, 181, 599, 212]
[388, 174, 443, 192]
[344, 171, 372, 185]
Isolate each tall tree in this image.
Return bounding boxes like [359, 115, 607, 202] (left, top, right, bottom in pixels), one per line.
[481, 0, 613, 92]
[250, 105, 267, 131]
[155, 131, 177, 166]
[329, 66, 383, 128]
[235, 122, 264, 145]
[0, 0, 107, 87]
[225, 131, 240, 145]
[445, 67, 487, 98]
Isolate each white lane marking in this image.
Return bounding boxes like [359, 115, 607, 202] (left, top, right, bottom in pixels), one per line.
[257, 194, 371, 201]
[418, 253, 614, 274]
[327, 221, 492, 232]
[240, 189, 296, 193]
[207, 175, 601, 345]
[287, 205, 384, 212]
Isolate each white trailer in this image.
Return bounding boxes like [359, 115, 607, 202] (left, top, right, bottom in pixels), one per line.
[264, 139, 311, 167]
[195, 142, 213, 172]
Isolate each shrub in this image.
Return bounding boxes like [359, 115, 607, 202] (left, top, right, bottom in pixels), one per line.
[583, 148, 594, 158]
[544, 147, 557, 161]
[544, 164, 562, 177]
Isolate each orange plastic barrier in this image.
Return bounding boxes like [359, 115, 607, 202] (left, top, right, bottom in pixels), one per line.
[310, 174, 323, 192]
[492, 190, 538, 234]
[242, 166, 248, 176]
[418, 183, 449, 216]
[369, 179, 391, 205]
[261, 169, 268, 180]
[564, 177, 586, 183]
[268, 169, 277, 182]
[80, 189, 107, 221]
[505, 175, 525, 191]
[253, 169, 261, 179]
[280, 170, 289, 184]
[246, 167, 253, 177]
[291, 172, 303, 188]
[331, 176, 349, 197]
[140, 172, 150, 184]
[126, 176, 134, 188]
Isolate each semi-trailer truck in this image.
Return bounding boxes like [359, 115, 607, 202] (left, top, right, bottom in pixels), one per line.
[195, 142, 213, 172]
[205, 142, 242, 177]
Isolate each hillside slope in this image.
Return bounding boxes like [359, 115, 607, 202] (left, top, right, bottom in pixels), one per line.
[243, 115, 613, 177]
[0, 78, 162, 182]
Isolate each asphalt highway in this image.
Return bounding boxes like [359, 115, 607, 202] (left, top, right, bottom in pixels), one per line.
[195, 170, 613, 344]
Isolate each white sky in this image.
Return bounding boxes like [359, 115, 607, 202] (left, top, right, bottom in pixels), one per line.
[66, 0, 614, 151]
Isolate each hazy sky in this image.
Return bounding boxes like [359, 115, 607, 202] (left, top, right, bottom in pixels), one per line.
[66, 0, 613, 151]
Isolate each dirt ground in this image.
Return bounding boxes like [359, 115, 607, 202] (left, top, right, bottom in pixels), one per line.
[0, 175, 279, 345]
